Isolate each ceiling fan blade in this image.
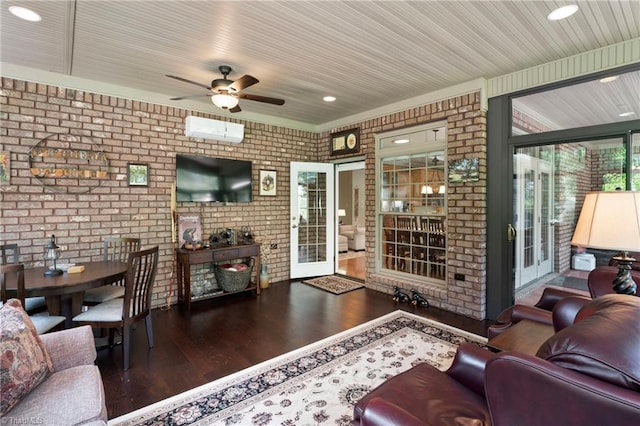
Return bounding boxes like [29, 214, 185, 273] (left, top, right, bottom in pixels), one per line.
[165, 75, 211, 91]
[229, 105, 242, 113]
[229, 75, 259, 92]
[238, 93, 285, 105]
[170, 94, 210, 101]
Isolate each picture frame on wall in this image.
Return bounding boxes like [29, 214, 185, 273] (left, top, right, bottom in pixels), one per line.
[127, 163, 149, 186]
[260, 170, 277, 196]
[330, 128, 360, 156]
[448, 157, 480, 183]
[0, 151, 9, 186]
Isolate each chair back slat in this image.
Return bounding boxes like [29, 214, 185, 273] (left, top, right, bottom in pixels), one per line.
[0, 243, 19, 265]
[0, 263, 26, 305]
[103, 237, 141, 262]
[123, 246, 159, 323]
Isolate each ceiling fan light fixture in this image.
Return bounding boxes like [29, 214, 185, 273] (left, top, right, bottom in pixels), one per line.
[547, 5, 578, 21]
[9, 6, 41, 21]
[211, 94, 239, 109]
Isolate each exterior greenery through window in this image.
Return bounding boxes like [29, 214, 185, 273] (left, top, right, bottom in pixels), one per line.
[376, 123, 447, 282]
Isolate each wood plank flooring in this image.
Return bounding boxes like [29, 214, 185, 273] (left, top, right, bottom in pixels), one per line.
[98, 280, 491, 419]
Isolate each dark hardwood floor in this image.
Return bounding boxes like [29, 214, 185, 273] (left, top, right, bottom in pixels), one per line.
[98, 280, 491, 419]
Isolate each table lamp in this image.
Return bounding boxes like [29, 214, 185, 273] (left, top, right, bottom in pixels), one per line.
[43, 234, 63, 277]
[338, 209, 346, 225]
[571, 191, 640, 295]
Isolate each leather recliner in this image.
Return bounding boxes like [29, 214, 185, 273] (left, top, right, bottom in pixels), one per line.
[487, 286, 589, 338]
[488, 264, 640, 339]
[352, 294, 640, 426]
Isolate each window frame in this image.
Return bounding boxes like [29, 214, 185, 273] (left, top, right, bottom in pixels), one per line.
[375, 121, 448, 283]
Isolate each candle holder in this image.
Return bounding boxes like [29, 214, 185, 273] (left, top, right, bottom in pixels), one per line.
[43, 234, 63, 277]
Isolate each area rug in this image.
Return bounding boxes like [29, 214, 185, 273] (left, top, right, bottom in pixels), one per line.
[338, 250, 365, 260]
[302, 275, 364, 294]
[109, 310, 487, 426]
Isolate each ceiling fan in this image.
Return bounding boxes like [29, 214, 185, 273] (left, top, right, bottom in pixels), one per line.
[166, 65, 285, 113]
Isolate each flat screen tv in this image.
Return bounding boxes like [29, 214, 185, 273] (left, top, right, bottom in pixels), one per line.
[176, 154, 252, 202]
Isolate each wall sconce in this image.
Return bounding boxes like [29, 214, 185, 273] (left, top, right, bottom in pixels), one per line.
[43, 234, 63, 277]
[571, 191, 640, 295]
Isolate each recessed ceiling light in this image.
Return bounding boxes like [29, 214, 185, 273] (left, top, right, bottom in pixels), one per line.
[619, 111, 636, 117]
[9, 6, 41, 22]
[323, 96, 336, 102]
[599, 76, 619, 83]
[393, 139, 410, 144]
[547, 5, 578, 21]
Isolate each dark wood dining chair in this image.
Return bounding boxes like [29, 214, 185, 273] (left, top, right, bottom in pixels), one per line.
[0, 243, 47, 314]
[83, 237, 141, 306]
[73, 246, 159, 371]
[396, 216, 415, 272]
[0, 263, 66, 334]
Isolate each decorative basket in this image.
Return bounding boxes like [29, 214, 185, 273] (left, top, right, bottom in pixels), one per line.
[214, 258, 254, 292]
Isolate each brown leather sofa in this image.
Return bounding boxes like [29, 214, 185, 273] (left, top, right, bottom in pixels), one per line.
[352, 294, 640, 426]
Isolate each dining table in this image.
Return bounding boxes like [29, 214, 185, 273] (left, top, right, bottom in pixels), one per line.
[6, 261, 128, 328]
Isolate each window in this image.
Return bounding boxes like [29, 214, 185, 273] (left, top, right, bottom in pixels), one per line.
[376, 123, 447, 282]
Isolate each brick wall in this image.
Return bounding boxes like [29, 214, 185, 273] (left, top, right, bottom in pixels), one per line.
[0, 78, 317, 308]
[1, 78, 488, 319]
[319, 93, 488, 319]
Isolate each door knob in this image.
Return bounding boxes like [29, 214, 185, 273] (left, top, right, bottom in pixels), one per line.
[507, 224, 516, 242]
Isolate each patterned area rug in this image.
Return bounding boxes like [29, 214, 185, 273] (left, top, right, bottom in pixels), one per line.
[302, 275, 364, 294]
[109, 311, 487, 426]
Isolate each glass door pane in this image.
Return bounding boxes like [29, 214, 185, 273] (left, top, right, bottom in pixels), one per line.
[513, 138, 625, 301]
[290, 162, 334, 278]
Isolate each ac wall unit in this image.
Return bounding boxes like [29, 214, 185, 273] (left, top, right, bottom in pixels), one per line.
[185, 116, 244, 143]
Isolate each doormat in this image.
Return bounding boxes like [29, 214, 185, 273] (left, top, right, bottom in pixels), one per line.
[302, 275, 364, 294]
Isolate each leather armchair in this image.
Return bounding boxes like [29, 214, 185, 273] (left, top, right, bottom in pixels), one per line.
[588, 265, 640, 298]
[353, 294, 640, 426]
[487, 286, 589, 338]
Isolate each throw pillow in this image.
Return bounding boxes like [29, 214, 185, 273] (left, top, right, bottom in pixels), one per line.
[0, 299, 54, 415]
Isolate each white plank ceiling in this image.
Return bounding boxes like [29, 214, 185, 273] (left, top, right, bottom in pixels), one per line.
[1, 0, 639, 129]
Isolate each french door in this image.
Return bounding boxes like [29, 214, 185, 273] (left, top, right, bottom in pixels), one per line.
[290, 162, 335, 278]
[513, 152, 553, 289]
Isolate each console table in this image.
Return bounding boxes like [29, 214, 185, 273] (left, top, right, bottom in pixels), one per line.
[176, 243, 261, 311]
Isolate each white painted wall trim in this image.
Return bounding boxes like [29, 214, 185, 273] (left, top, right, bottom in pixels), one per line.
[488, 38, 640, 98]
[0, 63, 317, 133]
[318, 78, 487, 133]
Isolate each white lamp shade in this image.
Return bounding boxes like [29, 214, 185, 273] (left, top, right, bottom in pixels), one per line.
[211, 94, 239, 109]
[338, 209, 346, 217]
[571, 191, 640, 251]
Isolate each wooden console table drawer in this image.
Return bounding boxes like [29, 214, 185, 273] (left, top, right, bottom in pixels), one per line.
[185, 250, 214, 263]
[176, 243, 261, 311]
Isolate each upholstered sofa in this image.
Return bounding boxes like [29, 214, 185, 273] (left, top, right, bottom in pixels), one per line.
[339, 216, 365, 251]
[353, 294, 640, 425]
[1, 299, 108, 425]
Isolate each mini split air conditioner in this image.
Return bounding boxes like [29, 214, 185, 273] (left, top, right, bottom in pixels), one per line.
[185, 116, 244, 143]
